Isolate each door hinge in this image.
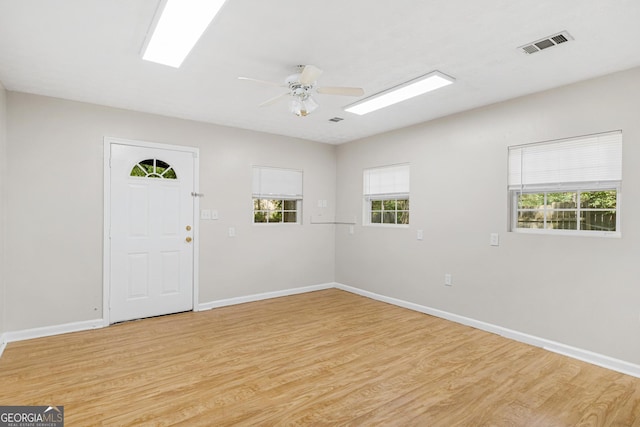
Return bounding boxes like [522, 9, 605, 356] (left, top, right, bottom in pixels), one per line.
[191, 192, 205, 197]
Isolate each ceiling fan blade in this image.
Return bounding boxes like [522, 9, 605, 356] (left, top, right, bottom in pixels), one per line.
[317, 86, 365, 96]
[299, 65, 323, 85]
[259, 92, 290, 107]
[238, 76, 285, 87]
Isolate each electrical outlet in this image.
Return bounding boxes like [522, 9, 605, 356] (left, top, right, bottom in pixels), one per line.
[349, 225, 354, 235]
[417, 229, 424, 240]
[445, 273, 452, 286]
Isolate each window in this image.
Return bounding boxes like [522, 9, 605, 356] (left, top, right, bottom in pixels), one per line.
[252, 166, 303, 224]
[130, 159, 177, 179]
[516, 190, 617, 231]
[364, 164, 410, 226]
[508, 131, 622, 236]
[253, 199, 298, 223]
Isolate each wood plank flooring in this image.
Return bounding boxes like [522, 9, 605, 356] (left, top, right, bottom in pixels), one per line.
[1, 289, 639, 426]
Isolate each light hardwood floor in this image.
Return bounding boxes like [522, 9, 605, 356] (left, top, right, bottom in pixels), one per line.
[1, 289, 639, 426]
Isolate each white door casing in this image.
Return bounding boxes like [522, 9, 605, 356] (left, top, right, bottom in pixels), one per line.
[104, 138, 199, 324]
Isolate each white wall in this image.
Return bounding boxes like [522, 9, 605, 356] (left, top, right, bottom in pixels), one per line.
[5, 92, 336, 331]
[335, 67, 640, 365]
[0, 81, 7, 337]
[4, 67, 640, 368]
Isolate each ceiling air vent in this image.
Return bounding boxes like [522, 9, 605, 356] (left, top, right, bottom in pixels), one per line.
[519, 31, 573, 54]
[329, 117, 344, 122]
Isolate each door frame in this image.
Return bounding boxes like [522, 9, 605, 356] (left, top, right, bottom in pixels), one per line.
[103, 136, 200, 325]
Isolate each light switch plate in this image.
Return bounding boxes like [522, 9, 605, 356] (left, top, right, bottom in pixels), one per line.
[445, 274, 452, 286]
[417, 229, 424, 240]
[200, 209, 212, 220]
[490, 233, 500, 246]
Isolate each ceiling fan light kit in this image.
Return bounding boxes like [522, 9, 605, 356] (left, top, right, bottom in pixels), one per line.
[286, 68, 319, 117]
[345, 71, 455, 116]
[290, 95, 318, 117]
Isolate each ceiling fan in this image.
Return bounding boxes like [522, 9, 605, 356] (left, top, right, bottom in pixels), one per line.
[238, 65, 364, 117]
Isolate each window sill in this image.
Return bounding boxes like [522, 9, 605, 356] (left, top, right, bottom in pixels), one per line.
[363, 224, 410, 229]
[253, 223, 301, 226]
[511, 228, 621, 238]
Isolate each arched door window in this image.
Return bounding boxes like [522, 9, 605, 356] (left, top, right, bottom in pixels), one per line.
[130, 159, 177, 179]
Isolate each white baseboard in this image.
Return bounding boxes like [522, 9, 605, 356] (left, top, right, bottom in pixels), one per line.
[334, 283, 640, 379]
[3, 283, 639, 379]
[3, 318, 107, 344]
[0, 333, 7, 358]
[0, 283, 338, 350]
[197, 282, 336, 311]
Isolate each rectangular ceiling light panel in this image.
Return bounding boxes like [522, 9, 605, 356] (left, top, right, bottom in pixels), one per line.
[143, 0, 227, 68]
[345, 71, 455, 116]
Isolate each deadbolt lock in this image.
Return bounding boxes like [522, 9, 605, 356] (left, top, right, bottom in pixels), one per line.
[186, 225, 192, 231]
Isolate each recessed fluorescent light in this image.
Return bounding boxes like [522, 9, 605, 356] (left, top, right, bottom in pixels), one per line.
[345, 71, 455, 115]
[143, 0, 227, 68]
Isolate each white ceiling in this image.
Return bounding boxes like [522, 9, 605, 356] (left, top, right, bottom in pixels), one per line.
[1, 0, 639, 144]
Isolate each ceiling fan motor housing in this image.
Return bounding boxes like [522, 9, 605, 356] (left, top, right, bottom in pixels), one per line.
[286, 73, 314, 99]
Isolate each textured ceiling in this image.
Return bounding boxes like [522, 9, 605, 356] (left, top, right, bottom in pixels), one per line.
[1, 0, 639, 144]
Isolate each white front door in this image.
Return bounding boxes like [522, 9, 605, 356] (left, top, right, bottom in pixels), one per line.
[109, 142, 196, 323]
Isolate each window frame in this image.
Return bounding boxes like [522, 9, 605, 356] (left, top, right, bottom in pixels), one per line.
[363, 164, 410, 227]
[366, 197, 410, 227]
[508, 131, 622, 238]
[253, 198, 302, 225]
[130, 158, 178, 179]
[509, 185, 621, 237]
[251, 166, 303, 225]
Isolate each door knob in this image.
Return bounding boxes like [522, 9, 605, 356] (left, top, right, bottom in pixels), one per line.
[185, 236, 192, 243]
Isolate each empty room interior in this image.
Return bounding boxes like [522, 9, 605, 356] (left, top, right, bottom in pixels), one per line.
[1, 0, 640, 425]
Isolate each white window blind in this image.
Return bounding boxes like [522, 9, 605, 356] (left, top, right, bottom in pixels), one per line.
[252, 166, 303, 199]
[363, 164, 410, 199]
[508, 131, 622, 191]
